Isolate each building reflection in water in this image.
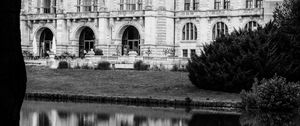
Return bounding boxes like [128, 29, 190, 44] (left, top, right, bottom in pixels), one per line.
[20, 109, 188, 126]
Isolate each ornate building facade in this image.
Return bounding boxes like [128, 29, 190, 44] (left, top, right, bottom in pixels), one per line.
[20, 0, 282, 58]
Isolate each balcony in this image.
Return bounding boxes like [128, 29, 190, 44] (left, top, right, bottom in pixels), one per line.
[65, 12, 98, 19]
[25, 13, 56, 20]
[110, 10, 145, 18]
[175, 8, 264, 18]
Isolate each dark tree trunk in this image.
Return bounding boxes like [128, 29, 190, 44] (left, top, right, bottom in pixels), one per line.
[0, 1, 27, 126]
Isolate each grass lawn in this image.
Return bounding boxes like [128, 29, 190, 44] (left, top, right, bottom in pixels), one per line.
[26, 66, 241, 103]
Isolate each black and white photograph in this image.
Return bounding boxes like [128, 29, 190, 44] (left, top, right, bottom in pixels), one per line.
[1, 0, 300, 125]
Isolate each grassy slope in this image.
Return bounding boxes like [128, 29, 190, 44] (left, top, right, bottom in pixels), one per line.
[26, 66, 240, 102]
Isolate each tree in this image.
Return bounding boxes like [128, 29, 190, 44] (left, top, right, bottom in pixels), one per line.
[187, 0, 300, 92]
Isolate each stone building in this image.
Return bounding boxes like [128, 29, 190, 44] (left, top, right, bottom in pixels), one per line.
[20, 0, 282, 58]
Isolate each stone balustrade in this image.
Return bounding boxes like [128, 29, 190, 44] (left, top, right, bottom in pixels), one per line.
[175, 8, 264, 18]
[110, 10, 145, 18]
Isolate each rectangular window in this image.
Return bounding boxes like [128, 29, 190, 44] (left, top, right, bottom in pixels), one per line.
[246, 0, 253, 8]
[120, 0, 124, 10]
[193, 0, 199, 10]
[184, 0, 190, 11]
[43, 0, 51, 13]
[77, 0, 81, 12]
[83, 0, 92, 12]
[138, 0, 143, 10]
[255, 0, 262, 8]
[183, 49, 188, 57]
[224, 0, 230, 9]
[93, 0, 98, 12]
[214, 0, 221, 10]
[190, 49, 196, 57]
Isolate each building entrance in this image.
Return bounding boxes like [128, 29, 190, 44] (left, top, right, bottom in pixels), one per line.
[39, 28, 53, 57]
[122, 26, 140, 55]
[79, 27, 95, 57]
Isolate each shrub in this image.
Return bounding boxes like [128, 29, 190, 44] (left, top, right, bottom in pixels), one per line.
[81, 64, 92, 69]
[95, 61, 111, 70]
[171, 64, 187, 72]
[134, 60, 149, 71]
[57, 61, 69, 69]
[241, 75, 300, 111]
[94, 48, 103, 55]
[59, 52, 75, 59]
[256, 75, 300, 110]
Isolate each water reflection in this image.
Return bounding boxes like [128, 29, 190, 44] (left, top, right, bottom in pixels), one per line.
[20, 101, 189, 126]
[20, 101, 300, 126]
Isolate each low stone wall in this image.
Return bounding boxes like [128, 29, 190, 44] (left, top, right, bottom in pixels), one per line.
[25, 92, 242, 110]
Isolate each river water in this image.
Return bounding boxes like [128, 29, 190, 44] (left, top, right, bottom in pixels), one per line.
[20, 100, 300, 126]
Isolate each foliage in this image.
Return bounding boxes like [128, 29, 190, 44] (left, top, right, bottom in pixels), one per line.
[134, 60, 150, 71]
[81, 64, 93, 69]
[95, 61, 111, 70]
[57, 61, 69, 69]
[241, 75, 300, 111]
[171, 64, 187, 72]
[256, 75, 300, 110]
[94, 48, 103, 55]
[187, 9, 300, 92]
[240, 81, 259, 110]
[57, 52, 75, 59]
[240, 111, 300, 126]
[273, 0, 300, 29]
[145, 47, 152, 56]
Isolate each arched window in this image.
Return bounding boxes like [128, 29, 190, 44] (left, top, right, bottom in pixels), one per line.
[182, 23, 197, 40]
[245, 21, 259, 31]
[212, 22, 228, 40]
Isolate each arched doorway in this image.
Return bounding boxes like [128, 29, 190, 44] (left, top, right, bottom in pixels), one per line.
[79, 27, 95, 57]
[39, 28, 53, 57]
[122, 26, 140, 55]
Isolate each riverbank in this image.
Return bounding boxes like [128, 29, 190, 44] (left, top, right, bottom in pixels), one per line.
[26, 66, 242, 109]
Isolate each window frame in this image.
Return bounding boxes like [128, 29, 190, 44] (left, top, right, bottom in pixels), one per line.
[212, 22, 228, 40]
[245, 21, 259, 31]
[224, 0, 230, 10]
[255, 0, 263, 8]
[182, 23, 198, 41]
[246, 0, 253, 9]
[214, 0, 221, 10]
[184, 0, 191, 11]
[183, 49, 188, 57]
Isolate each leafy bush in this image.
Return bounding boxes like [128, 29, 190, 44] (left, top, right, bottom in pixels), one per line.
[58, 52, 75, 59]
[241, 75, 300, 110]
[134, 60, 149, 71]
[171, 64, 187, 72]
[256, 75, 300, 110]
[81, 64, 93, 69]
[57, 61, 69, 69]
[95, 61, 111, 70]
[94, 48, 103, 55]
